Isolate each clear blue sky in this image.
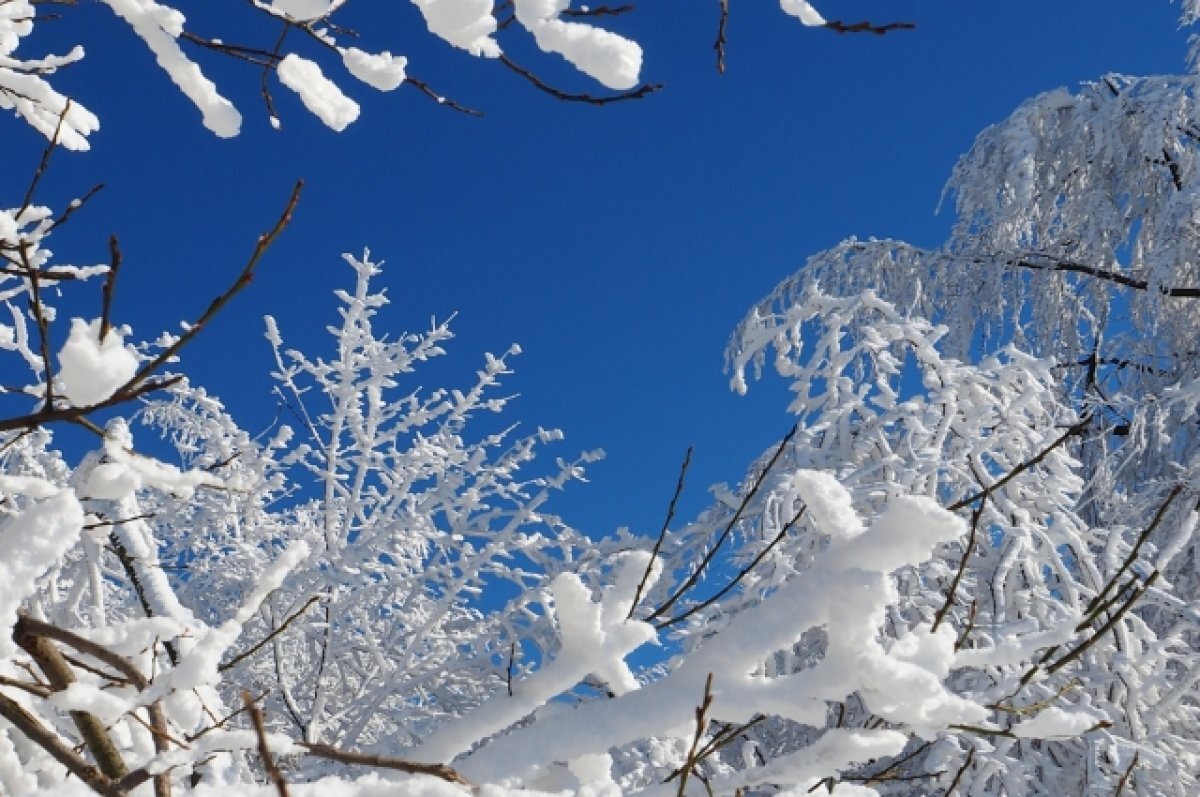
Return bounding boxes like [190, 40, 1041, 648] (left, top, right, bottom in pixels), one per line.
[15, 2, 1191, 538]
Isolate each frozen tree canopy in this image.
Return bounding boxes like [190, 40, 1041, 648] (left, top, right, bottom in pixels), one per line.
[2, 2, 1200, 797]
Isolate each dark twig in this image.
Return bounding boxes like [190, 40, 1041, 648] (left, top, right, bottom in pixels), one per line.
[19, 99, 71, 218]
[948, 417, 1090, 511]
[646, 425, 798, 622]
[244, 692, 290, 797]
[404, 75, 484, 117]
[824, 20, 915, 35]
[506, 642, 517, 697]
[1012, 258, 1199, 299]
[219, 594, 322, 672]
[299, 742, 472, 786]
[0, 180, 303, 433]
[628, 445, 693, 619]
[100, 235, 122, 342]
[715, 0, 729, 73]
[1114, 752, 1139, 797]
[1080, 486, 1182, 625]
[944, 747, 975, 795]
[932, 502, 984, 631]
[674, 673, 715, 797]
[500, 54, 662, 106]
[561, 4, 634, 16]
[656, 505, 806, 630]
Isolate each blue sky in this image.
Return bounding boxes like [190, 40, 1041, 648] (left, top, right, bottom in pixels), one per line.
[15, 2, 1192, 539]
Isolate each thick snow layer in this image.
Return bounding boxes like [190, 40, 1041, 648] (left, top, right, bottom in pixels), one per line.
[277, 53, 360, 131]
[412, 0, 501, 58]
[57, 318, 138, 407]
[0, 490, 84, 658]
[342, 47, 407, 90]
[514, 0, 642, 90]
[780, 0, 826, 26]
[100, 0, 241, 137]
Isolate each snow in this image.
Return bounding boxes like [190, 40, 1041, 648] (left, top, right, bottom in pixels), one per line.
[100, 0, 241, 137]
[342, 47, 408, 91]
[514, 0, 642, 90]
[412, 0, 501, 58]
[271, 0, 340, 21]
[1011, 707, 1108, 739]
[277, 53, 360, 131]
[56, 318, 139, 407]
[0, 489, 84, 658]
[780, 0, 826, 26]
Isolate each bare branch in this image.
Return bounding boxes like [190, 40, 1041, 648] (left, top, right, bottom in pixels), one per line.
[1012, 258, 1200, 299]
[824, 19, 916, 35]
[500, 55, 663, 106]
[244, 692, 290, 797]
[628, 445, 693, 619]
[100, 235, 122, 343]
[299, 742, 472, 786]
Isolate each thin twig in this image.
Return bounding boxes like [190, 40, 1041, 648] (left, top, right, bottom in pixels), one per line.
[1011, 258, 1199, 299]
[824, 19, 915, 35]
[99, 235, 122, 342]
[628, 445, 693, 619]
[932, 502, 983, 631]
[646, 425, 798, 622]
[244, 692, 290, 797]
[948, 417, 1090, 511]
[1113, 752, 1139, 797]
[299, 742, 472, 786]
[715, 0, 729, 73]
[944, 747, 975, 795]
[674, 673, 715, 797]
[404, 75, 484, 117]
[19, 99, 71, 217]
[219, 594, 321, 672]
[500, 54, 662, 106]
[656, 505, 806, 630]
[0, 180, 303, 433]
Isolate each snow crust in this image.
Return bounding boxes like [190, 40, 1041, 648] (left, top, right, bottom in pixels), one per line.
[56, 318, 138, 407]
[342, 47, 407, 90]
[277, 53, 360, 131]
[514, 0, 642, 90]
[412, 0, 501, 57]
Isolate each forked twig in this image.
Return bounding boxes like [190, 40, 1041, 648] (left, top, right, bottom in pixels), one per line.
[645, 425, 798, 622]
[628, 445, 693, 619]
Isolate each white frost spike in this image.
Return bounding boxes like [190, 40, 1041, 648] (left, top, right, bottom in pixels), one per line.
[100, 0, 242, 137]
[412, 0, 501, 57]
[57, 318, 139, 407]
[781, 0, 826, 26]
[513, 0, 642, 90]
[277, 53, 360, 131]
[342, 47, 407, 91]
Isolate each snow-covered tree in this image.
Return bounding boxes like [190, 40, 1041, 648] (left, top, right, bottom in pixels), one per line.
[5, 3, 1200, 797]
